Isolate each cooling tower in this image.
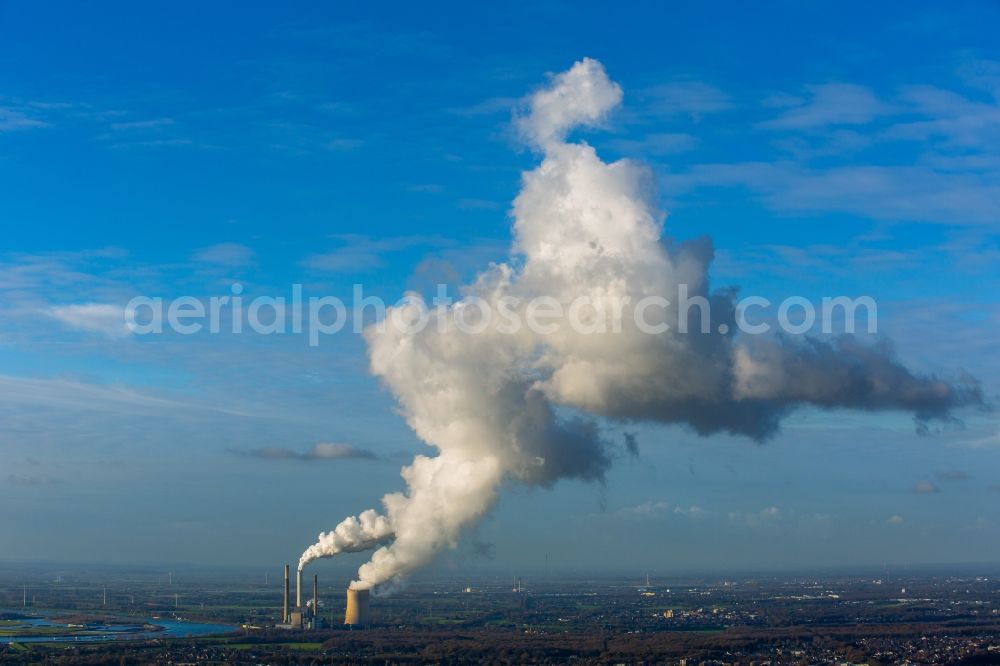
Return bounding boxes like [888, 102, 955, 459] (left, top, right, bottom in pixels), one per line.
[283, 565, 290, 623]
[344, 587, 370, 625]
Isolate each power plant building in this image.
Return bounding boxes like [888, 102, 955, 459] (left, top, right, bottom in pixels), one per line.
[276, 565, 322, 630]
[275, 563, 372, 629]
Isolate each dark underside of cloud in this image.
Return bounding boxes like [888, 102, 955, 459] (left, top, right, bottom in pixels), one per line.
[581, 330, 985, 443]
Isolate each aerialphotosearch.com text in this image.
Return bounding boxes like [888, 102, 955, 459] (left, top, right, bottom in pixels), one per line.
[123, 283, 878, 347]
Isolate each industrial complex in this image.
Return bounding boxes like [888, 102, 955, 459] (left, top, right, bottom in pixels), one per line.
[275, 564, 370, 629]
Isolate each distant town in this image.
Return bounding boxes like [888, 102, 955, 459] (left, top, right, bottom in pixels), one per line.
[2, 564, 998, 664]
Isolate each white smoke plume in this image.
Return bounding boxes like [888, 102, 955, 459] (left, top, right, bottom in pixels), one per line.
[299, 58, 982, 587]
[298, 509, 393, 570]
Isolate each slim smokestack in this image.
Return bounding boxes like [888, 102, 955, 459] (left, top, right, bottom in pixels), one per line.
[313, 575, 318, 620]
[283, 565, 290, 623]
[296, 569, 303, 609]
[344, 587, 370, 625]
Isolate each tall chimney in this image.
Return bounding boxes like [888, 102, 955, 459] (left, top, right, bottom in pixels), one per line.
[296, 568, 303, 609]
[313, 575, 318, 621]
[283, 565, 290, 623]
[344, 587, 370, 625]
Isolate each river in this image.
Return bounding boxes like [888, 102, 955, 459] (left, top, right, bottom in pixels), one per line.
[0, 612, 237, 644]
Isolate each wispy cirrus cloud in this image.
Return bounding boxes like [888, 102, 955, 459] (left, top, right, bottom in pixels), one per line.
[110, 117, 176, 131]
[593, 502, 838, 535]
[48, 303, 131, 338]
[672, 162, 1000, 226]
[609, 132, 698, 156]
[0, 374, 253, 418]
[107, 137, 198, 150]
[456, 197, 501, 210]
[407, 238, 507, 290]
[888, 84, 1000, 147]
[302, 234, 452, 273]
[668, 65, 1000, 229]
[447, 96, 519, 117]
[7, 474, 62, 487]
[193, 242, 256, 268]
[0, 106, 50, 132]
[232, 442, 380, 461]
[406, 183, 444, 193]
[637, 81, 732, 119]
[758, 83, 892, 130]
[936, 469, 971, 481]
[912, 479, 941, 494]
[326, 138, 364, 151]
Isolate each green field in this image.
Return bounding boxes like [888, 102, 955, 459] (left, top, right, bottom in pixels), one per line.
[0, 626, 90, 637]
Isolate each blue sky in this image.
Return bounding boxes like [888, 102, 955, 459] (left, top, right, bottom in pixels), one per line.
[1, 1, 999, 573]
